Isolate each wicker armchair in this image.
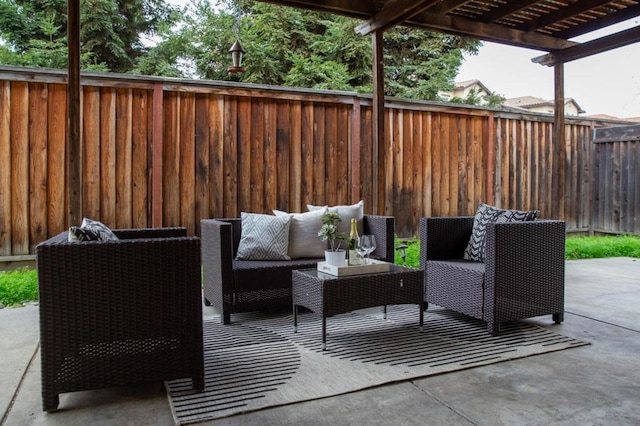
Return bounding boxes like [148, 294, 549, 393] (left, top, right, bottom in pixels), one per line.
[419, 217, 565, 335]
[36, 227, 204, 412]
[202, 215, 395, 324]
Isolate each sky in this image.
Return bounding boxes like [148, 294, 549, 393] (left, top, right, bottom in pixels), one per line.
[167, 0, 640, 118]
[457, 19, 640, 119]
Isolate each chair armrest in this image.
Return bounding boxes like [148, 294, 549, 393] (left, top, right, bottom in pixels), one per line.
[419, 217, 474, 267]
[201, 219, 235, 314]
[363, 215, 395, 263]
[484, 220, 566, 313]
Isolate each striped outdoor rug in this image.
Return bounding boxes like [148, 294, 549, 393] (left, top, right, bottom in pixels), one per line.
[166, 306, 588, 425]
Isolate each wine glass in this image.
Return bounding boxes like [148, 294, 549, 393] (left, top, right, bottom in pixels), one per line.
[365, 235, 376, 263]
[355, 235, 370, 264]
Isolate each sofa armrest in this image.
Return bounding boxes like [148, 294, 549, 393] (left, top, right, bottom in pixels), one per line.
[419, 217, 474, 268]
[114, 227, 187, 239]
[484, 220, 566, 319]
[363, 215, 395, 263]
[201, 219, 235, 322]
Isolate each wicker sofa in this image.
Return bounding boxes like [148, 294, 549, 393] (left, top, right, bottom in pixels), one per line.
[202, 215, 395, 324]
[36, 227, 204, 411]
[419, 216, 565, 335]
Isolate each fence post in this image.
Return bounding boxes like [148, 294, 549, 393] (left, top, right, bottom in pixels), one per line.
[351, 96, 361, 204]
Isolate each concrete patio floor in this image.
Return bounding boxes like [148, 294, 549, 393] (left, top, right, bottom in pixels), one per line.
[1, 258, 639, 425]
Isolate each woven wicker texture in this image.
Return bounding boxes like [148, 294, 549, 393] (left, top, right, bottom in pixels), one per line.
[420, 217, 565, 335]
[292, 266, 424, 347]
[36, 228, 204, 412]
[201, 215, 395, 324]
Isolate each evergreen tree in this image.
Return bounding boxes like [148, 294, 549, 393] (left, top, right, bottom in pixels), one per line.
[0, 0, 177, 72]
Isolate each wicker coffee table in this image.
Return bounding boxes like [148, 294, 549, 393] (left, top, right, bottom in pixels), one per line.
[292, 265, 424, 350]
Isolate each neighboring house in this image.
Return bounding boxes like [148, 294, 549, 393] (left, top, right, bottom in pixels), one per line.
[583, 114, 640, 123]
[502, 96, 585, 116]
[439, 79, 492, 102]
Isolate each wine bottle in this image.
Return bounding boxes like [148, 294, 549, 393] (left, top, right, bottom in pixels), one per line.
[348, 218, 360, 265]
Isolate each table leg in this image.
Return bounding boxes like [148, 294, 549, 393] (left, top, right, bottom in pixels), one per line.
[383, 305, 387, 319]
[293, 305, 298, 333]
[322, 316, 326, 351]
[419, 302, 424, 331]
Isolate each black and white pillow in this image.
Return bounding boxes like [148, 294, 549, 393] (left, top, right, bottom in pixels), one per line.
[68, 217, 119, 242]
[463, 203, 539, 262]
[68, 226, 101, 242]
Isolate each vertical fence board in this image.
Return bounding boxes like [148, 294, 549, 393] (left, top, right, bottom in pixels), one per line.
[179, 93, 196, 234]
[310, 103, 328, 204]
[264, 100, 277, 210]
[422, 112, 432, 218]
[301, 102, 314, 206]
[249, 99, 264, 212]
[237, 97, 252, 211]
[0, 81, 10, 254]
[163, 92, 180, 226]
[222, 96, 238, 218]
[275, 100, 290, 210]
[209, 95, 224, 219]
[28, 83, 48, 251]
[412, 112, 423, 236]
[195, 94, 210, 233]
[131, 89, 150, 229]
[100, 88, 117, 227]
[47, 84, 66, 236]
[115, 89, 133, 228]
[83, 87, 101, 220]
[10, 82, 29, 255]
[289, 101, 302, 211]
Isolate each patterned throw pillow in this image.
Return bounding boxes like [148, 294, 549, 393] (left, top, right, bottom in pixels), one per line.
[463, 203, 539, 262]
[273, 207, 328, 259]
[67, 217, 119, 243]
[68, 226, 101, 242]
[236, 212, 292, 260]
[307, 200, 364, 236]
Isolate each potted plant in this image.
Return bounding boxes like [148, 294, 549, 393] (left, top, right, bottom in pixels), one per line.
[318, 212, 348, 266]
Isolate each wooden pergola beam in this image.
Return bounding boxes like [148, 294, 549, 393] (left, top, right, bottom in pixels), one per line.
[533, 25, 640, 66]
[355, 0, 440, 35]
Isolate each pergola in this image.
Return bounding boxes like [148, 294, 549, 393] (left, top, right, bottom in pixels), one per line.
[66, 0, 640, 225]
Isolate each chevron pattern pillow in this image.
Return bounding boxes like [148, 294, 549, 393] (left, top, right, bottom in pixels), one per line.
[463, 203, 539, 262]
[236, 212, 292, 260]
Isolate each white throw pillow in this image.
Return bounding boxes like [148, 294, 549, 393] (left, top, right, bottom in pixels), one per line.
[236, 212, 291, 261]
[273, 207, 328, 258]
[307, 200, 364, 236]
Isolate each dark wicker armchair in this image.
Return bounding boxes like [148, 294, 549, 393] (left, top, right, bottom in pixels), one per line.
[420, 217, 565, 335]
[36, 227, 204, 412]
[202, 215, 395, 324]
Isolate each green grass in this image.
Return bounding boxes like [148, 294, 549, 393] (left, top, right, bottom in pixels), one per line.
[565, 234, 640, 260]
[395, 234, 640, 269]
[0, 268, 39, 307]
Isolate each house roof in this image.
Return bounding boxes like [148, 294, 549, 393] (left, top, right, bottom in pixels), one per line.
[504, 96, 586, 114]
[454, 79, 492, 94]
[260, 1, 640, 65]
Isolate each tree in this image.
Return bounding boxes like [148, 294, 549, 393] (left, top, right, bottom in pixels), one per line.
[155, 0, 480, 99]
[449, 88, 506, 107]
[0, 0, 178, 72]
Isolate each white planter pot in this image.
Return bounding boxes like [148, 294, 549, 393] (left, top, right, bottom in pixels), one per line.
[324, 249, 346, 267]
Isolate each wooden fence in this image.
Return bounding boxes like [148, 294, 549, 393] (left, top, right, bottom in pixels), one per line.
[0, 66, 634, 259]
[591, 124, 640, 235]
